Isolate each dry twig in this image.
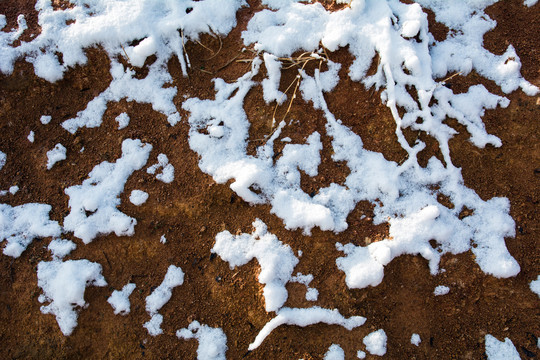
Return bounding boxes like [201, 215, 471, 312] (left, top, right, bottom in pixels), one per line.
[436, 71, 463, 87]
[120, 44, 134, 70]
[249, 50, 329, 143]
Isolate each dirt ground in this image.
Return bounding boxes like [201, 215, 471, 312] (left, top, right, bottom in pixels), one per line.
[0, 1, 538, 359]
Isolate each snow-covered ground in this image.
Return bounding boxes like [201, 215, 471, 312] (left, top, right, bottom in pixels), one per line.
[0, 0, 538, 358]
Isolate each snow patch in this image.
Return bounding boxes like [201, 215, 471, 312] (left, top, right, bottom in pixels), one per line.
[186, 45, 521, 285]
[63, 139, 152, 244]
[46, 143, 67, 170]
[0, 0, 245, 132]
[40, 115, 52, 125]
[115, 112, 130, 130]
[0, 151, 5, 170]
[324, 344, 345, 360]
[363, 329, 387, 356]
[108, 283, 136, 316]
[37, 259, 107, 336]
[262, 53, 286, 105]
[0, 203, 61, 257]
[177, 321, 228, 360]
[290, 272, 318, 301]
[144, 265, 184, 335]
[147, 153, 175, 183]
[212, 219, 298, 312]
[434, 285, 450, 296]
[249, 306, 365, 351]
[485, 335, 520, 360]
[529, 275, 540, 297]
[48, 239, 76, 260]
[144, 314, 164, 336]
[129, 190, 149, 206]
[411, 333, 421, 346]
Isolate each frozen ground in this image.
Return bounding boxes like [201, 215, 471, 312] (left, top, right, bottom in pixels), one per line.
[0, 0, 538, 358]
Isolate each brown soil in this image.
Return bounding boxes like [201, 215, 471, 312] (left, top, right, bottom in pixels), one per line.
[0, 0, 538, 359]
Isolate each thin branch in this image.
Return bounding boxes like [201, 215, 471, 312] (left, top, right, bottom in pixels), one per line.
[204, 35, 223, 61]
[120, 44, 134, 70]
[437, 71, 463, 87]
[215, 52, 243, 73]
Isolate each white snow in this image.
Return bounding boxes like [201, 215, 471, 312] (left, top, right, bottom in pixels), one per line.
[434, 285, 450, 296]
[0, 0, 245, 132]
[300, 59, 341, 110]
[115, 112, 130, 130]
[530, 275, 540, 297]
[46, 143, 67, 170]
[0, 0, 526, 306]
[144, 314, 164, 336]
[27, 131, 34, 143]
[335, 242, 385, 289]
[357, 350, 366, 359]
[177, 321, 228, 360]
[324, 344, 345, 360]
[0, 0, 537, 353]
[249, 306, 366, 351]
[0, 151, 5, 170]
[184, 60, 328, 232]
[9, 185, 18, 195]
[0, 203, 61, 257]
[63, 139, 152, 244]
[108, 283, 136, 315]
[144, 265, 184, 335]
[186, 31, 522, 286]
[0, 14, 22, 71]
[146, 265, 184, 314]
[485, 335, 520, 360]
[336, 193, 519, 289]
[37, 259, 107, 336]
[48, 239, 76, 260]
[40, 115, 51, 124]
[160, 235, 167, 244]
[262, 53, 286, 105]
[214, 222, 365, 351]
[147, 153, 175, 183]
[213, 219, 298, 312]
[305, 288, 319, 301]
[363, 329, 387, 356]
[129, 190, 149, 206]
[411, 333, 421, 346]
[290, 273, 318, 301]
